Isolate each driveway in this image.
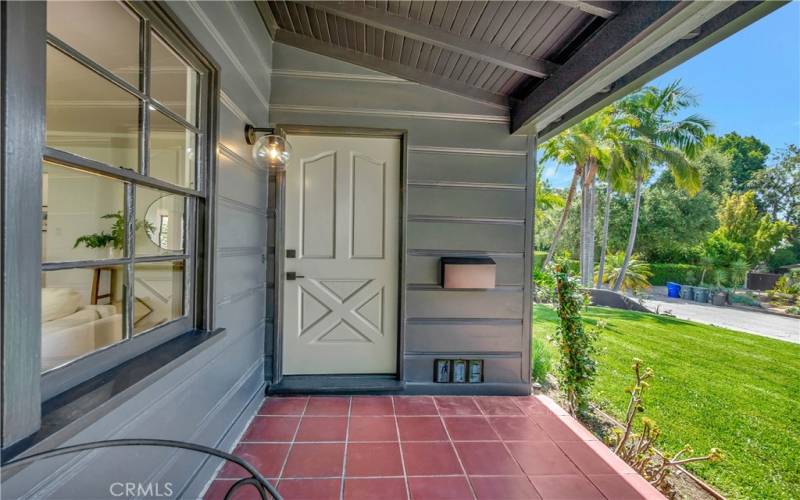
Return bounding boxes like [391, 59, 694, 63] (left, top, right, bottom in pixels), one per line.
[638, 296, 799, 344]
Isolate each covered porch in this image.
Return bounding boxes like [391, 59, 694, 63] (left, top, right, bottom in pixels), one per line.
[205, 395, 661, 500]
[0, 1, 782, 499]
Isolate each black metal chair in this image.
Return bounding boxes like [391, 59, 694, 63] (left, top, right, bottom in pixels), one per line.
[1, 438, 282, 500]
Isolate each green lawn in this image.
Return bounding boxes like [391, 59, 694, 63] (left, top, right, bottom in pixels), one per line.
[533, 305, 800, 499]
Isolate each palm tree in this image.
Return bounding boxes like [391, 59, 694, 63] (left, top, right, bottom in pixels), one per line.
[540, 110, 612, 286]
[611, 82, 711, 291]
[595, 114, 637, 288]
[535, 170, 565, 219]
[595, 251, 653, 292]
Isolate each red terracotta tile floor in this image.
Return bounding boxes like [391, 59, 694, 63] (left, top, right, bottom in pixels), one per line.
[204, 395, 663, 500]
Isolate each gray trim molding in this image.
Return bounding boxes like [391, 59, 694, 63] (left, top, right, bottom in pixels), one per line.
[1, 0, 46, 447]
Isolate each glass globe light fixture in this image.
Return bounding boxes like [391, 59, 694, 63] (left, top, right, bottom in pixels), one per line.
[245, 125, 291, 170]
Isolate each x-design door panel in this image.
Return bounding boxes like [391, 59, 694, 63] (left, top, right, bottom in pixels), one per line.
[283, 135, 399, 375]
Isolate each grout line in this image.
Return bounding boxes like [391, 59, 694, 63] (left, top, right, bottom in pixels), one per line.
[276, 396, 309, 484]
[480, 397, 544, 497]
[339, 396, 352, 500]
[391, 396, 412, 500]
[434, 396, 478, 500]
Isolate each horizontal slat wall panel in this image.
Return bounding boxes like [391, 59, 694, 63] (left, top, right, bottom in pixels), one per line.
[406, 322, 523, 352]
[165, 1, 270, 120]
[406, 290, 523, 319]
[216, 253, 266, 301]
[407, 152, 527, 186]
[408, 186, 526, 220]
[273, 41, 384, 75]
[407, 221, 525, 253]
[216, 288, 268, 331]
[4, 330, 264, 499]
[218, 102, 253, 160]
[404, 354, 523, 383]
[271, 75, 507, 117]
[270, 110, 524, 151]
[218, 152, 268, 210]
[406, 255, 524, 286]
[216, 203, 267, 249]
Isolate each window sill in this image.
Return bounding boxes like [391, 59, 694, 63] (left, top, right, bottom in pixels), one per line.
[2, 328, 226, 464]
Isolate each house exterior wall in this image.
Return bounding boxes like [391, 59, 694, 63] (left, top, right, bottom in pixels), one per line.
[2, 2, 272, 498]
[269, 44, 534, 394]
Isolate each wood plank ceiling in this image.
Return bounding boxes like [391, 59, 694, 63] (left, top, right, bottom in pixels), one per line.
[262, 1, 608, 106]
[259, 1, 782, 137]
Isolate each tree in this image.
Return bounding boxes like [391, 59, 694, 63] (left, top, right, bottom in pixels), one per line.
[748, 145, 800, 226]
[540, 110, 612, 286]
[713, 132, 770, 192]
[612, 82, 710, 291]
[535, 170, 565, 219]
[714, 191, 794, 265]
[632, 146, 730, 264]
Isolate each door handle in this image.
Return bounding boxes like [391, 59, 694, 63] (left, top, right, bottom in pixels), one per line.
[286, 272, 305, 280]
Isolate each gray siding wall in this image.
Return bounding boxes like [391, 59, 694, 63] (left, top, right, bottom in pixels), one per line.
[270, 44, 532, 394]
[3, 2, 273, 498]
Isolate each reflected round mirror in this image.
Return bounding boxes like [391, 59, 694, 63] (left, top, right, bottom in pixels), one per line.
[144, 195, 185, 251]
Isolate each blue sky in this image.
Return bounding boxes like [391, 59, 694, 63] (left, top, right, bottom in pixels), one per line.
[541, 2, 800, 188]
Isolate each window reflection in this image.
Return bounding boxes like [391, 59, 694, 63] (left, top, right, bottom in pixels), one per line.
[150, 110, 196, 188]
[47, 1, 141, 88]
[43, 162, 127, 262]
[46, 46, 140, 170]
[42, 266, 125, 372]
[133, 261, 185, 335]
[150, 31, 198, 125]
[136, 187, 185, 256]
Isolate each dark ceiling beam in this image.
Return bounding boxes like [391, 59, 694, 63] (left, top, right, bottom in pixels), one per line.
[554, 1, 620, 19]
[297, 1, 558, 78]
[273, 29, 509, 108]
[511, 1, 737, 135]
[536, 0, 787, 140]
[254, 0, 278, 40]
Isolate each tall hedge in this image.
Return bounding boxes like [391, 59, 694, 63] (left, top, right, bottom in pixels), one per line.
[649, 263, 704, 285]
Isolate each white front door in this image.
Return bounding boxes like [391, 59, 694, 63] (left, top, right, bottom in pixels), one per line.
[282, 134, 400, 375]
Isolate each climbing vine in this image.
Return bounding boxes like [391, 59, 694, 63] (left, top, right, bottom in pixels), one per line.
[553, 265, 598, 416]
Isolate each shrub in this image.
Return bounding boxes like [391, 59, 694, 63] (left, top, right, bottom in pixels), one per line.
[774, 275, 800, 295]
[595, 252, 652, 292]
[531, 336, 553, 384]
[786, 306, 800, 316]
[649, 263, 704, 286]
[729, 292, 761, 308]
[554, 267, 598, 416]
[767, 247, 799, 272]
[704, 232, 746, 268]
[534, 266, 557, 303]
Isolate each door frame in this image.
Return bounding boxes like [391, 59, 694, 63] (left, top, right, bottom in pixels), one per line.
[270, 125, 408, 385]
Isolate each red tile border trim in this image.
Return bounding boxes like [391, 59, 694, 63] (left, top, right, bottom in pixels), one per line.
[535, 395, 663, 497]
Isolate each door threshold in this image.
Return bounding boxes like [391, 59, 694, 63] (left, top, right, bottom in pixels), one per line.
[267, 375, 405, 395]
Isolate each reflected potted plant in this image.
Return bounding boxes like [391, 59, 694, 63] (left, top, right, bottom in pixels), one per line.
[74, 211, 155, 258]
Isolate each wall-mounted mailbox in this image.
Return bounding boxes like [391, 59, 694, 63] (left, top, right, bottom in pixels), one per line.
[441, 257, 496, 289]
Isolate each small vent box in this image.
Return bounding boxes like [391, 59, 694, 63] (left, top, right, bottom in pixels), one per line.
[441, 257, 496, 289]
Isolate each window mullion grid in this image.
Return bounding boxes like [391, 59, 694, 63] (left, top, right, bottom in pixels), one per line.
[124, 183, 136, 341]
[184, 197, 196, 320]
[141, 18, 151, 177]
[46, 33, 146, 102]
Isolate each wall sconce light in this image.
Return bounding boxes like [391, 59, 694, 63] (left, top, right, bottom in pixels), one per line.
[245, 125, 291, 170]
